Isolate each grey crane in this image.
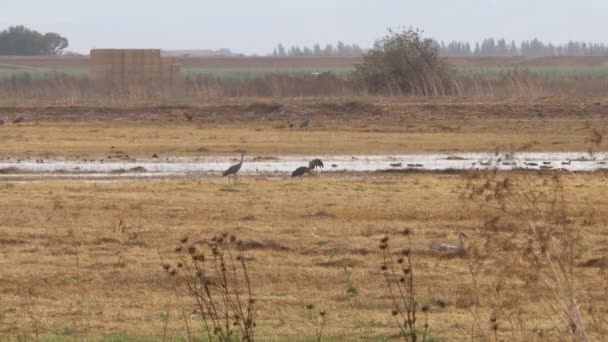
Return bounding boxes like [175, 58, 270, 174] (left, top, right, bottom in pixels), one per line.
[222, 153, 245, 183]
[291, 161, 314, 179]
[12, 115, 24, 124]
[431, 232, 468, 256]
[310, 159, 324, 170]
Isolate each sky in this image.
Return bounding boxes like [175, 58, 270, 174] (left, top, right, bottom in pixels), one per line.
[1, 0, 607, 54]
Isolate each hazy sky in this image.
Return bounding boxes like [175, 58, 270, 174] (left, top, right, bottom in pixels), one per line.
[1, 0, 607, 54]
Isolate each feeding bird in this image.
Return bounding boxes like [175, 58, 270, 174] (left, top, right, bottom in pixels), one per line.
[431, 232, 468, 256]
[222, 153, 245, 183]
[310, 159, 324, 170]
[12, 115, 24, 124]
[291, 161, 314, 179]
[300, 117, 311, 129]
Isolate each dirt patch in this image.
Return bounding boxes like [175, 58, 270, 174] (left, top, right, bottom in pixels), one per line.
[111, 166, 147, 174]
[317, 257, 363, 268]
[237, 239, 291, 252]
[246, 102, 283, 114]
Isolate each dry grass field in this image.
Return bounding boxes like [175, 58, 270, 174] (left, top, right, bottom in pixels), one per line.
[1, 97, 608, 340]
[1, 173, 608, 340]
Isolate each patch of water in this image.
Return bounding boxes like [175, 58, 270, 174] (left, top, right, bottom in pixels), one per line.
[1, 152, 607, 179]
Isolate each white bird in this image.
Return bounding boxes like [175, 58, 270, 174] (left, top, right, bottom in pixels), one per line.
[12, 115, 24, 124]
[431, 232, 468, 255]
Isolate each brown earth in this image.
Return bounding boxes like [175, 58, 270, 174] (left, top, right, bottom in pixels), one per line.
[0, 99, 606, 158]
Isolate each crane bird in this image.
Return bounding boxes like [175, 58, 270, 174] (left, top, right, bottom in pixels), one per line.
[431, 232, 468, 256]
[12, 115, 24, 124]
[291, 161, 314, 179]
[222, 153, 245, 183]
[310, 159, 324, 170]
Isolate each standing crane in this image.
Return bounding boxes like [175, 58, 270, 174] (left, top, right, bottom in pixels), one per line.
[310, 159, 324, 170]
[222, 153, 245, 183]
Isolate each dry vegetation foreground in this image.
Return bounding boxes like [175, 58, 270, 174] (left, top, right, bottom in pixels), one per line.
[1, 173, 608, 340]
[1, 99, 608, 158]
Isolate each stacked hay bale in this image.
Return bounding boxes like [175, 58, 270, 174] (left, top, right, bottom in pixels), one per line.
[90, 49, 180, 88]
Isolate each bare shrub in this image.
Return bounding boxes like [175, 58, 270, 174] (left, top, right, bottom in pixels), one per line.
[353, 27, 456, 96]
[161, 233, 257, 341]
[463, 172, 589, 341]
[377, 229, 431, 341]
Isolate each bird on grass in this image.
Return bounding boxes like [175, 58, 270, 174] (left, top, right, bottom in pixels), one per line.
[0, 117, 4, 127]
[310, 159, 324, 170]
[183, 112, 193, 121]
[222, 153, 245, 183]
[12, 115, 24, 124]
[291, 161, 314, 179]
[300, 117, 311, 130]
[431, 232, 468, 256]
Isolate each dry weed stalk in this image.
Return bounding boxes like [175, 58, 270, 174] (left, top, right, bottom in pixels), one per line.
[305, 304, 328, 342]
[378, 230, 430, 341]
[463, 171, 588, 341]
[161, 233, 256, 341]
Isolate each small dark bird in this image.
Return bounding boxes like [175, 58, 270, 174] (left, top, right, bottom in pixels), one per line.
[152, 153, 159, 158]
[310, 159, 324, 170]
[292, 162, 313, 179]
[222, 153, 245, 183]
[300, 117, 311, 129]
[12, 115, 24, 124]
[183, 112, 193, 121]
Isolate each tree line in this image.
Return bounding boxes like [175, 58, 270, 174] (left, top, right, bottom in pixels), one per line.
[437, 38, 608, 57]
[0, 26, 69, 56]
[272, 41, 365, 57]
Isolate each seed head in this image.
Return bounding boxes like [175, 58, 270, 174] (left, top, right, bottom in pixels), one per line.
[422, 305, 429, 312]
[180, 237, 188, 244]
[391, 310, 398, 316]
[177, 262, 183, 268]
[403, 267, 410, 274]
[397, 257, 404, 264]
[175, 246, 183, 253]
[229, 235, 236, 242]
[188, 246, 196, 254]
[169, 269, 177, 276]
[306, 304, 314, 310]
[380, 236, 389, 243]
[379, 243, 388, 250]
[402, 228, 410, 236]
[380, 265, 388, 271]
[319, 311, 326, 317]
[162, 264, 170, 271]
[401, 249, 410, 256]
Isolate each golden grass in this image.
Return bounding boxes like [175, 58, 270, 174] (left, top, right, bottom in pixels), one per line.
[1, 173, 607, 340]
[0, 120, 600, 158]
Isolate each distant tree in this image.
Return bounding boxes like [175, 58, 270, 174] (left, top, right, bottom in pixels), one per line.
[353, 27, 454, 96]
[0, 25, 68, 55]
[277, 43, 286, 56]
[313, 43, 322, 56]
